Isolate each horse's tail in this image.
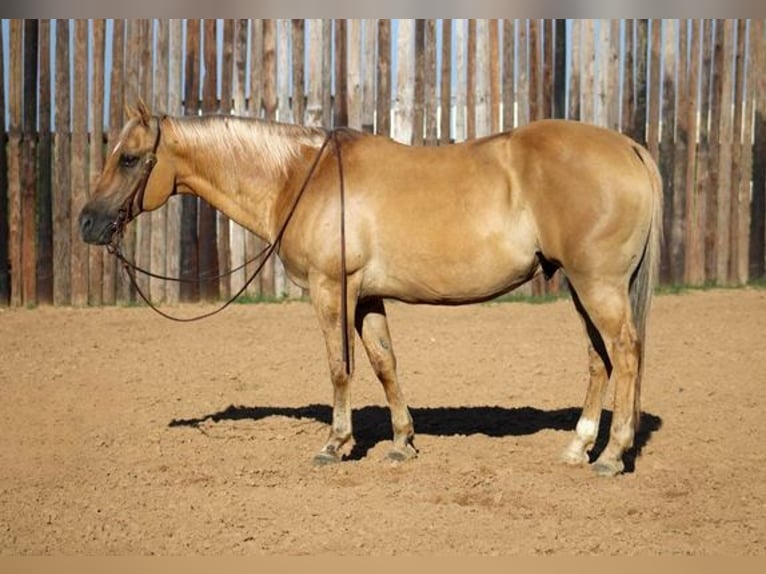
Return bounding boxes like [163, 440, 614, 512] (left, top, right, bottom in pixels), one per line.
[629, 144, 663, 430]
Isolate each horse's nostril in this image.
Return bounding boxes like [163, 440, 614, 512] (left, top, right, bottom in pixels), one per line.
[79, 212, 93, 236]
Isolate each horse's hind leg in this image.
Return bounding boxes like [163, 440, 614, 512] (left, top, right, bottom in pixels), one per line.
[355, 298, 416, 461]
[565, 278, 640, 476]
[562, 342, 610, 466]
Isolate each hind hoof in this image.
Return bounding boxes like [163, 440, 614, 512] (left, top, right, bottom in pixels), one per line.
[592, 458, 624, 477]
[560, 448, 589, 466]
[313, 451, 341, 466]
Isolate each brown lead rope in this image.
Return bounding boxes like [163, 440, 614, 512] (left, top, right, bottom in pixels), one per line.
[332, 130, 350, 375]
[110, 127, 352, 375]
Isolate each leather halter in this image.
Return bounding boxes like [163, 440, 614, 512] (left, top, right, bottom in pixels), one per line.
[108, 115, 163, 252]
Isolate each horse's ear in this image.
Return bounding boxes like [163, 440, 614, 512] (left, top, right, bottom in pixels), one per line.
[136, 98, 152, 126]
[125, 102, 138, 120]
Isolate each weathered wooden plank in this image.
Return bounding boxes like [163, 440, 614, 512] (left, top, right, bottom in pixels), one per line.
[489, 19, 501, 133]
[607, 20, 621, 130]
[706, 20, 724, 282]
[376, 19, 391, 137]
[412, 18, 425, 145]
[362, 19, 376, 134]
[729, 19, 747, 284]
[715, 19, 735, 284]
[671, 19, 689, 284]
[647, 19, 661, 161]
[580, 19, 594, 124]
[695, 19, 714, 284]
[659, 20, 677, 284]
[424, 19, 438, 144]
[165, 18, 183, 305]
[502, 19, 514, 130]
[322, 20, 333, 129]
[466, 19, 476, 139]
[475, 19, 491, 137]
[306, 19, 324, 129]
[334, 19, 348, 128]
[595, 19, 610, 127]
[7, 20, 22, 306]
[292, 19, 306, 126]
[748, 19, 765, 281]
[684, 19, 703, 285]
[528, 19, 541, 122]
[568, 19, 581, 122]
[37, 19, 53, 305]
[22, 19, 38, 305]
[88, 19, 106, 306]
[454, 19, 467, 141]
[347, 19, 363, 130]
[0, 20, 9, 304]
[554, 19, 566, 120]
[70, 19, 90, 307]
[151, 19, 170, 303]
[394, 19, 414, 144]
[738, 20, 756, 284]
[542, 18, 553, 120]
[180, 19, 201, 302]
[633, 19, 649, 146]
[621, 20, 634, 133]
[438, 19, 452, 142]
[52, 18, 72, 305]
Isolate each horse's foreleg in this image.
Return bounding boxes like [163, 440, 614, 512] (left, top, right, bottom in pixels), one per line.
[355, 298, 416, 462]
[310, 274, 357, 465]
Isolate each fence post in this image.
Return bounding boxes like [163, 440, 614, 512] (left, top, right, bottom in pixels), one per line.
[749, 20, 765, 281]
[37, 19, 53, 305]
[0, 21, 8, 305]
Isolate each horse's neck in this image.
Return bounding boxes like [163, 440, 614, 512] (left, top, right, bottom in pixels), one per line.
[169, 117, 323, 242]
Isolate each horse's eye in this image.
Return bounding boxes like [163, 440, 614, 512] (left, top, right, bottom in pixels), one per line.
[120, 154, 140, 168]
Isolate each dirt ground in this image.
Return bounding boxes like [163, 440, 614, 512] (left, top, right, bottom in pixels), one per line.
[0, 288, 764, 556]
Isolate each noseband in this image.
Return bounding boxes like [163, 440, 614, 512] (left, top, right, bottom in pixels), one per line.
[108, 115, 163, 253]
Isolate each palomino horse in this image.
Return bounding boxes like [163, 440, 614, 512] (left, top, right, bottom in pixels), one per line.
[79, 101, 662, 476]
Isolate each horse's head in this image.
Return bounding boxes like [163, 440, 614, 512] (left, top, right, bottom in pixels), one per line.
[79, 100, 176, 246]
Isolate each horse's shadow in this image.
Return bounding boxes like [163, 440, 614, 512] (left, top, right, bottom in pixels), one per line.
[170, 404, 662, 473]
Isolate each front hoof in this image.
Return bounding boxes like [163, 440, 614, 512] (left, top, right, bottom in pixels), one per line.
[313, 451, 341, 466]
[387, 444, 418, 463]
[592, 458, 624, 477]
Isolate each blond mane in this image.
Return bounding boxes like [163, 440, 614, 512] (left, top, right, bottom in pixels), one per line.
[168, 115, 327, 179]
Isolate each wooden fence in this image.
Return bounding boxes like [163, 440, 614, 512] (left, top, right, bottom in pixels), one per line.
[1, 19, 765, 307]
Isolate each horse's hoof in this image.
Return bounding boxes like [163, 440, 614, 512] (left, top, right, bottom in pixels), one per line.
[560, 450, 589, 466]
[313, 451, 341, 466]
[387, 445, 417, 463]
[592, 459, 624, 477]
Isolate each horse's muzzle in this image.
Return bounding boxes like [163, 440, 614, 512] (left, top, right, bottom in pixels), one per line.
[79, 204, 117, 245]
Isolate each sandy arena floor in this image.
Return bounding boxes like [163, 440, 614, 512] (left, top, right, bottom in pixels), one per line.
[0, 288, 764, 555]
